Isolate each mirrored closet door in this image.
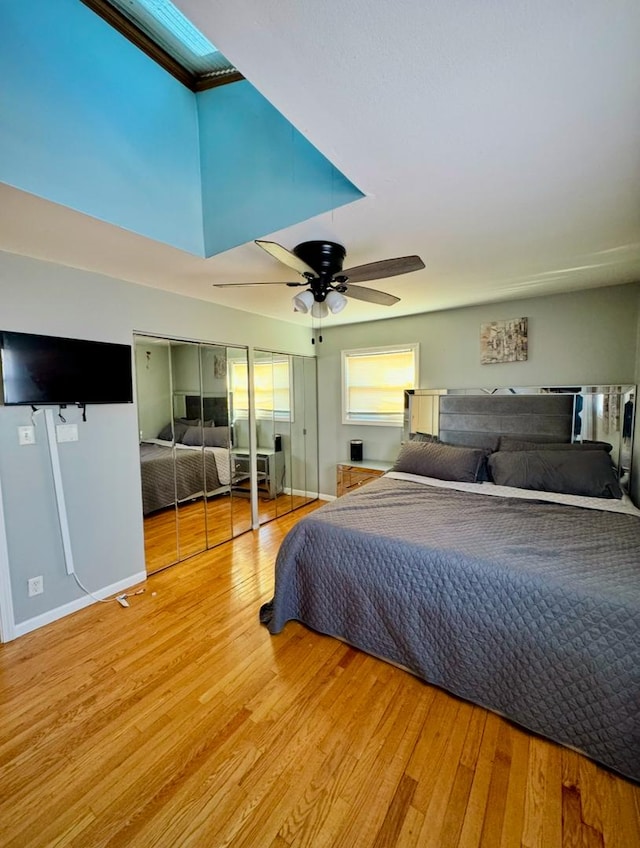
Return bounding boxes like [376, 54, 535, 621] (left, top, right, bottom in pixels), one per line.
[252, 350, 319, 526]
[134, 335, 250, 574]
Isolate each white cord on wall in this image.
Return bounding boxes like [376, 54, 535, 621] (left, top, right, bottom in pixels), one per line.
[36, 407, 142, 608]
[42, 408, 75, 575]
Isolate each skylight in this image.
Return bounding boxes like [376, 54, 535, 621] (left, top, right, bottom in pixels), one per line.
[84, 0, 242, 90]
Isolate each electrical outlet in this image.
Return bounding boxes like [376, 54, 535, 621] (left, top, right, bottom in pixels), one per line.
[28, 576, 44, 597]
[18, 426, 36, 445]
[56, 424, 78, 443]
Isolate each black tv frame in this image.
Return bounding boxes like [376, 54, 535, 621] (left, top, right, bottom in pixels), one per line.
[0, 330, 133, 406]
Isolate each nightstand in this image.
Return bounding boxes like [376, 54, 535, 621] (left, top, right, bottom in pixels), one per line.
[232, 448, 285, 499]
[336, 460, 393, 497]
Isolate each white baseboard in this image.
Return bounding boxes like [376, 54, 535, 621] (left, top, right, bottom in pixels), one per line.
[281, 487, 335, 502]
[14, 571, 147, 638]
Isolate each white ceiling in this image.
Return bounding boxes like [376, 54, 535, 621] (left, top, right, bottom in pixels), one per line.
[2, 0, 640, 327]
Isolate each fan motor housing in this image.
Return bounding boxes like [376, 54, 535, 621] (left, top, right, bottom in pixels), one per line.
[293, 241, 346, 278]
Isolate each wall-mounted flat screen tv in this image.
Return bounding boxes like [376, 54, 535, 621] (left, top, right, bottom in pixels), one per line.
[0, 331, 133, 406]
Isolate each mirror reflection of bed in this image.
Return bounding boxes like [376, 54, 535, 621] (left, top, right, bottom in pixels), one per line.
[134, 338, 319, 575]
[134, 337, 251, 575]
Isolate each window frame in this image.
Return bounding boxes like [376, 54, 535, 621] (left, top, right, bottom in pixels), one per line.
[81, 0, 243, 91]
[341, 343, 419, 427]
[230, 356, 293, 423]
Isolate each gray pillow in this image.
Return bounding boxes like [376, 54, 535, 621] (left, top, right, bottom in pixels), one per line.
[392, 441, 487, 483]
[157, 420, 189, 442]
[180, 425, 204, 446]
[438, 434, 499, 481]
[488, 450, 622, 499]
[202, 426, 229, 447]
[499, 435, 612, 453]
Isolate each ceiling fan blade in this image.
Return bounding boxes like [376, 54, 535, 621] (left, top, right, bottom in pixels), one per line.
[345, 284, 400, 306]
[255, 240, 318, 277]
[342, 255, 425, 284]
[213, 280, 305, 288]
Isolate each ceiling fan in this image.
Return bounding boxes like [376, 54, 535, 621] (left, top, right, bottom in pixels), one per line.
[213, 240, 425, 318]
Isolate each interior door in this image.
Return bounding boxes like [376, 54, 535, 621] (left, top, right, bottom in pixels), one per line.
[302, 355, 319, 503]
[171, 340, 208, 561]
[134, 336, 179, 574]
[227, 346, 253, 536]
[200, 344, 234, 547]
[274, 354, 293, 518]
[136, 336, 253, 575]
[288, 355, 307, 511]
[253, 350, 278, 525]
[253, 350, 318, 523]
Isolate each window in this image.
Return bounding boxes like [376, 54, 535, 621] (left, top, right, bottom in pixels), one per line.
[83, 0, 242, 90]
[342, 344, 419, 426]
[231, 357, 292, 421]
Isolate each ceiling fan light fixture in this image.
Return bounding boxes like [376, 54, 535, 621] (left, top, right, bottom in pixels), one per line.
[311, 300, 329, 319]
[292, 290, 314, 313]
[325, 290, 348, 314]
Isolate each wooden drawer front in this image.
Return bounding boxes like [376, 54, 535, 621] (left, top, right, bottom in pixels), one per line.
[337, 465, 384, 496]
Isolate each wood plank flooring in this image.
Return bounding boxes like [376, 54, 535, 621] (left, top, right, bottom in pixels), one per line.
[1, 502, 638, 847]
[143, 492, 310, 574]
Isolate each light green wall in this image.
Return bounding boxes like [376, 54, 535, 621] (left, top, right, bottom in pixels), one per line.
[0, 250, 313, 630]
[134, 339, 171, 440]
[316, 283, 640, 497]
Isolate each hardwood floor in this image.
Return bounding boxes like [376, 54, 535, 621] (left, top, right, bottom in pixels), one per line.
[143, 492, 310, 574]
[1, 502, 639, 847]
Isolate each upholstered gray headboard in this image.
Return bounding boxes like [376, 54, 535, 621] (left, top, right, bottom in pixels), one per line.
[438, 394, 574, 448]
[184, 394, 229, 426]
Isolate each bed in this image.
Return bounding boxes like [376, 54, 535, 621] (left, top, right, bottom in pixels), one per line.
[139, 441, 231, 514]
[261, 391, 640, 781]
[140, 395, 232, 515]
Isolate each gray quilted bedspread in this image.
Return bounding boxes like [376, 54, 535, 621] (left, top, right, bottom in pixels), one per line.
[261, 475, 640, 780]
[140, 444, 222, 514]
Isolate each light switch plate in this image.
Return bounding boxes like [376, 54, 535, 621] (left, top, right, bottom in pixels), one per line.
[18, 426, 36, 445]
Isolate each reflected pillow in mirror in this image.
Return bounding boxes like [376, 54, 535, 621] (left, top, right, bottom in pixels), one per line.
[488, 450, 622, 498]
[180, 426, 204, 446]
[202, 426, 229, 447]
[157, 420, 190, 442]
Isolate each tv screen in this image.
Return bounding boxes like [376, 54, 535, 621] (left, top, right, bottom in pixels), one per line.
[0, 331, 133, 406]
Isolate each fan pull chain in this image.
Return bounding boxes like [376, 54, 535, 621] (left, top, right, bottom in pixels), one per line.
[311, 314, 323, 344]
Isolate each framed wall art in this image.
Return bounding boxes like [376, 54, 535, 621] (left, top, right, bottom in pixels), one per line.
[480, 317, 528, 365]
